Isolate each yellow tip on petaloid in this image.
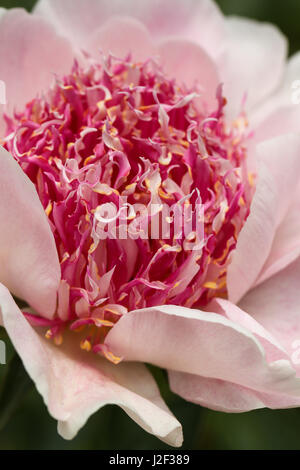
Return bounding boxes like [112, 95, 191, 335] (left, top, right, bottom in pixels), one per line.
[248, 172, 255, 187]
[54, 334, 63, 346]
[103, 348, 123, 365]
[94, 319, 114, 327]
[80, 339, 92, 352]
[88, 242, 97, 254]
[45, 201, 53, 217]
[203, 281, 218, 289]
[45, 329, 52, 340]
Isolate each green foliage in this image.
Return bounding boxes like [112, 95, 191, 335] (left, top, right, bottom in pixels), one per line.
[0, 0, 35, 10]
[0, 352, 33, 432]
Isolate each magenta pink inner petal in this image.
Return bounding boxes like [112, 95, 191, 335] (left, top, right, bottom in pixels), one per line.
[3, 55, 253, 361]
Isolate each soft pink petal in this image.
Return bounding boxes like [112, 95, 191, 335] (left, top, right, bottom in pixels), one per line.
[213, 299, 289, 363]
[254, 185, 300, 286]
[169, 371, 300, 413]
[220, 17, 287, 118]
[252, 50, 300, 126]
[0, 8, 5, 132]
[220, 257, 300, 409]
[106, 304, 300, 399]
[0, 285, 182, 446]
[0, 8, 74, 136]
[168, 298, 300, 412]
[240, 256, 300, 376]
[86, 16, 155, 61]
[249, 52, 300, 145]
[227, 134, 300, 304]
[253, 106, 300, 143]
[0, 146, 60, 318]
[283, 52, 300, 100]
[169, 372, 265, 412]
[246, 56, 300, 285]
[34, 0, 225, 60]
[157, 39, 220, 111]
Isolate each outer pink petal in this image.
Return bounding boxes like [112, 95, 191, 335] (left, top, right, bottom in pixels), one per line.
[0, 8, 74, 136]
[251, 51, 300, 127]
[253, 106, 300, 143]
[227, 134, 300, 304]
[245, 52, 300, 284]
[0, 147, 60, 318]
[276, 51, 300, 107]
[106, 304, 300, 400]
[168, 299, 300, 412]
[34, 0, 225, 61]
[74, 17, 221, 110]
[213, 299, 289, 363]
[254, 186, 300, 286]
[157, 39, 220, 111]
[0, 285, 182, 446]
[85, 16, 156, 61]
[168, 373, 265, 413]
[169, 371, 300, 413]
[247, 52, 300, 168]
[220, 17, 287, 118]
[240, 256, 300, 376]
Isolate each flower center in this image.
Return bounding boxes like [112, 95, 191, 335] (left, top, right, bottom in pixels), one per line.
[3, 55, 253, 361]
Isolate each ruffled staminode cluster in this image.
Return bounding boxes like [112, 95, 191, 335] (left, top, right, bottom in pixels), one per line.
[3, 56, 253, 361]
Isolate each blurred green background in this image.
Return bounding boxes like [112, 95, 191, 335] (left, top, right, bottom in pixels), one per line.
[1, 0, 300, 451]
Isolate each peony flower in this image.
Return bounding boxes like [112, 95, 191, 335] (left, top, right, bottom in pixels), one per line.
[1, 0, 300, 447]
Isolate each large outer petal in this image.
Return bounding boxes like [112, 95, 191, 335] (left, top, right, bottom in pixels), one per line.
[246, 53, 300, 285]
[227, 134, 300, 304]
[0, 8, 74, 136]
[0, 285, 182, 446]
[240, 256, 300, 373]
[0, 146, 60, 318]
[254, 184, 300, 286]
[168, 370, 300, 413]
[251, 51, 300, 130]
[157, 39, 220, 111]
[249, 53, 300, 142]
[86, 21, 220, 111]
[34, 0, 225, 61]
[85, 16, 155, 61]
[168, 298, 300, 412]
[253, 106, 300, 144]
[220, 16, 287, 118]
[169, 373, 265, 412]
[106, 304, 300, 403]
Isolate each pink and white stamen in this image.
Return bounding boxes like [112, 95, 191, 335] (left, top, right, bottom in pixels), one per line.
[3, 54, 253, 362]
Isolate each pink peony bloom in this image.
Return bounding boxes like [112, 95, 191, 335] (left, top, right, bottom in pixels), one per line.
[1, 0, 300, 446]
